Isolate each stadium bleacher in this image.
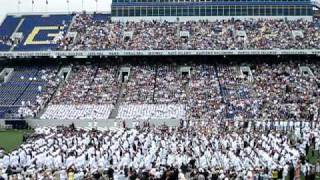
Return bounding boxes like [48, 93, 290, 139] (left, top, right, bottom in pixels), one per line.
[0, 15, 21, 51]
[0, 54, 317, 123]
[0, 14, 73, 51]
[0, 68, 38, 105]
[58, 16, 320, 51]
[0, 13, 319, 52]
[0, 65, 58, 118]
[13, 14, 72, 51]
[187, 64, 221, 120]
[0, 16, 21, 38]
[0, 58, 305, 122]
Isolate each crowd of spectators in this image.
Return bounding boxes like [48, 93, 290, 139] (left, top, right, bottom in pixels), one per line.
[121, 65, 156, 104]
[36, 59, 320, 121]
[309, 61, 320, 80]
[117, 62, 188, 120]
[51, 64, 96, 105]
[0, 36, 14, 47]
[154, 64, 188, 104]
[186, 64, 222, 120]
[21, 68, 60, 116]
[41, 105, 113, 120]
[57, 14, 320, 51]
[58, 14, 122, 51]
[217, 64, 257, 120]
[251, 61, 320, 121]
[0, 119, 319, 179]
[245, 19, 320, 49]
[41, 63, 120, 120]
[7, 67, 60, 119]
[117, 104, 185, 120]
[1, 59, 320, 179]
[51, 63, 119, 105]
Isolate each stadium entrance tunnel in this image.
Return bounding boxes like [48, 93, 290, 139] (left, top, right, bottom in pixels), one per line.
[4, 119, 29, 129]
[119, 67, 131, 83]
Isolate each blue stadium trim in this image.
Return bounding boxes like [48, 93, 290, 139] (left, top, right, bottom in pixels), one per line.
[111, 1, 311, 6]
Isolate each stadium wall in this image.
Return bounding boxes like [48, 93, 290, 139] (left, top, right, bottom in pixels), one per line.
[112, 15, 313, 22]
[25, 118, 180, 128]
[1, 49, 320, 57]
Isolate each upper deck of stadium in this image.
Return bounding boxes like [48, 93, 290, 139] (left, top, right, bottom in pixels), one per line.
[0, 0, 319, 56]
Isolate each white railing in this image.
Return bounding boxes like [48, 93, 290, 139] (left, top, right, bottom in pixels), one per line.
[0, 49, 320, 57]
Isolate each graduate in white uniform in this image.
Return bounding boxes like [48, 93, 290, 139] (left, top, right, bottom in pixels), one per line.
[1, 122, 320, 179]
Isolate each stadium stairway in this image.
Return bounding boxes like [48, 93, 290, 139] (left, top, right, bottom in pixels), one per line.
[9, 18, 25, 51]
[183, 77, 190, 101]
[67, 15, 77, 33]
[152, 65, 159, 103]
[35, 65, 64, 118]
[0, 16, 21, 51]
[214, 65, 225, 103]
[108, 82, 124, 119]
[63, 14, 78, 47]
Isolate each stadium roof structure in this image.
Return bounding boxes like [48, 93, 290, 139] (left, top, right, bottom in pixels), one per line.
[111, 0, 314, 21]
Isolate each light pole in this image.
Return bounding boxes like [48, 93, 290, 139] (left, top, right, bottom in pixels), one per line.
[95, 0, 98, 12]
[17, 0, 21, 13]
[66, 0, 70, 13]
[82, 0, 84, 11]
[45, 0, 48, 13]
[31, 0, 34, 12]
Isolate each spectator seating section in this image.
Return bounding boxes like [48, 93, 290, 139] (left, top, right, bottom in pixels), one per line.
[0, 16, 21, 51]
[41, 104, 113, 120]
[0, 61, 317, 120]
[0, 13, 319, 51]
[116, 104, 186, 120]
[0, 67, 55, 118]
[12, 15, 72, 51]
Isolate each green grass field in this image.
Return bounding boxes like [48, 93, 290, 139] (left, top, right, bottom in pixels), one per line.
[306, 149, 320, 180]
[0, 129, 33, 153]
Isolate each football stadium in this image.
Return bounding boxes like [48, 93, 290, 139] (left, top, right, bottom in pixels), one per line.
[0, 0, 320, 179]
